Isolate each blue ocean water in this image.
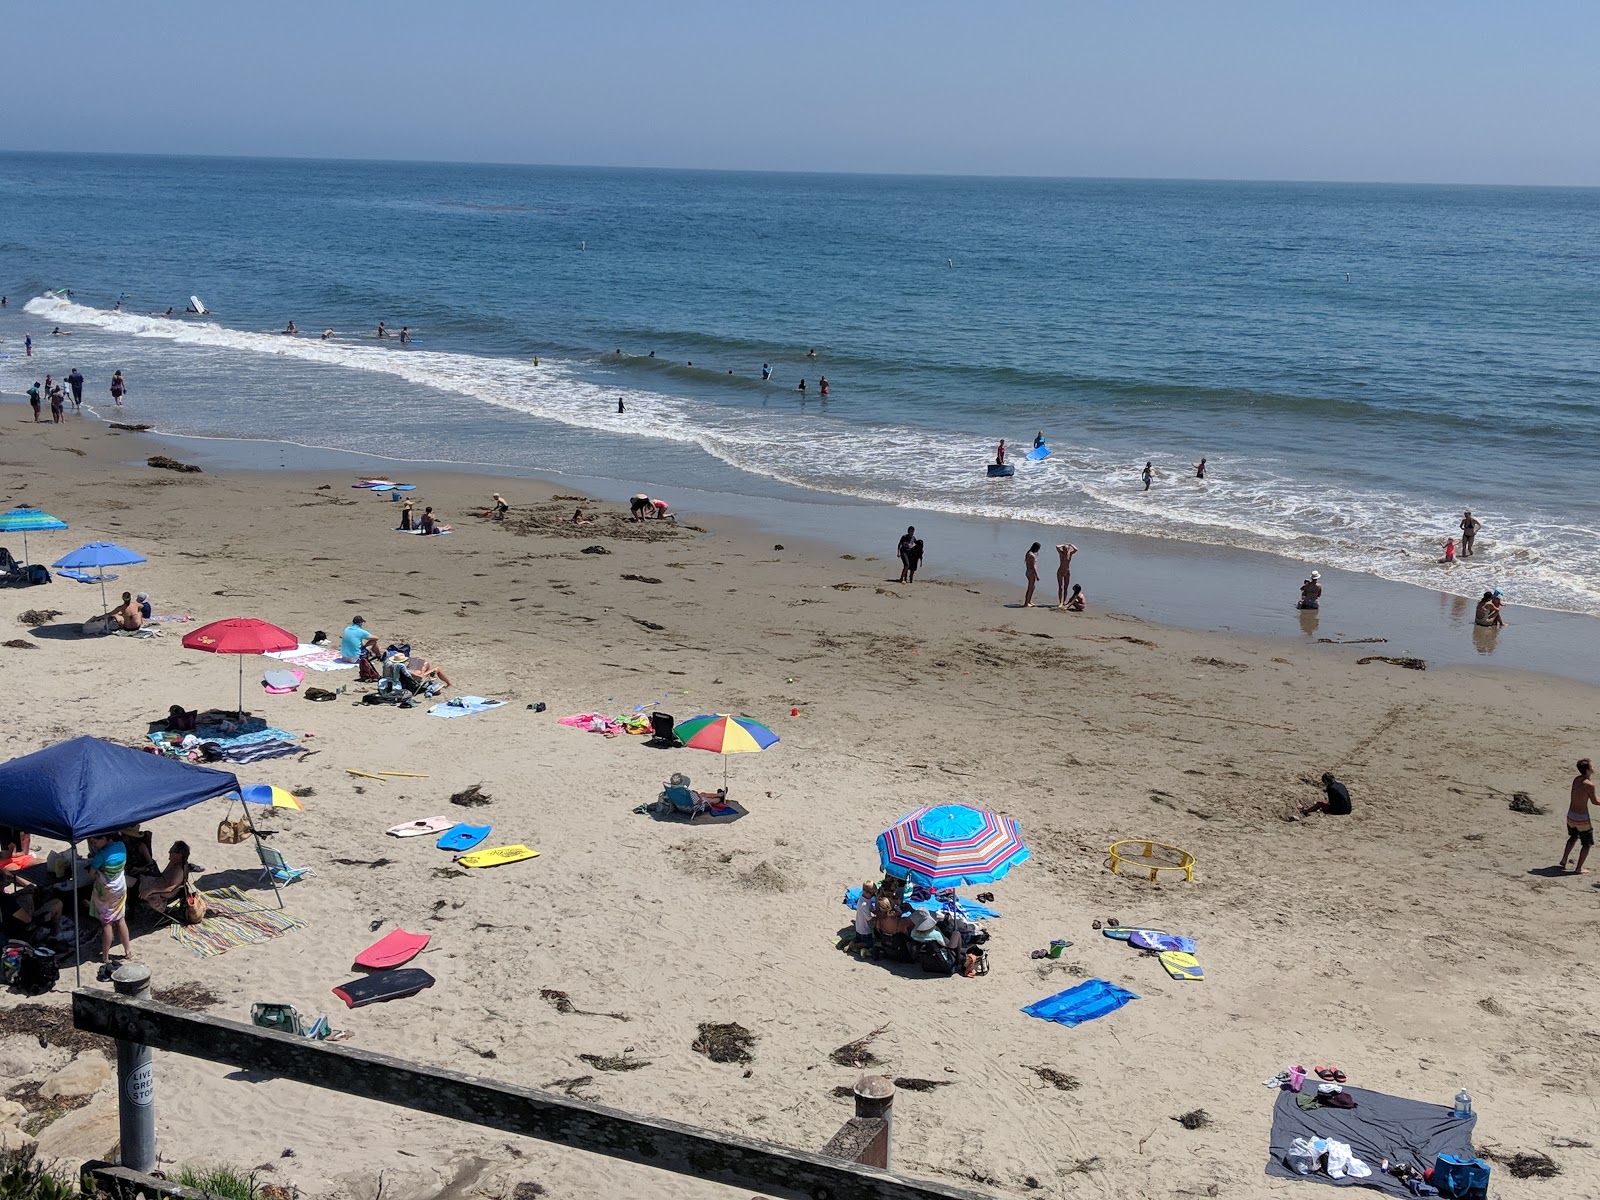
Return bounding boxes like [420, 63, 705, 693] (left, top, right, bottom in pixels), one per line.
[3, 153, 1599, 614]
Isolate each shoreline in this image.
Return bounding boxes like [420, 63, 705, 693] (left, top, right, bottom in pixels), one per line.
[87, 419, 1600, 687]
[1, 416, 1598, 1196]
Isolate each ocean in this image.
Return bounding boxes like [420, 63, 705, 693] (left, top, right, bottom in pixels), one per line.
[4, 152, 1600, 620]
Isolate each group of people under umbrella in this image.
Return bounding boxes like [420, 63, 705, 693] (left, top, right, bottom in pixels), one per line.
[845, 804, 1029, 978]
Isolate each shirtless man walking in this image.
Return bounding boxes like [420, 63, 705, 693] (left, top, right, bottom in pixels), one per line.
[1023, 542, 1041, 608]
[1560, 758, 1594, 875]
[1055, 542, 1078, 607]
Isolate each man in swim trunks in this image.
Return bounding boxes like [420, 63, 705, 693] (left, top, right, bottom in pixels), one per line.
[1459, 509, 1481, 557]
[897, 526, 917, 583]
[1055, 543, 1078, 607]
[399, 327, 410, 344]
[377, 322, 387, 339]
[1023, 542, 1041, 608]
[66, 368, 84, 410]
[1194, 457, 1207, 479]
[1298, 571, 1322, 610]
[1560, 758, 1594, 875]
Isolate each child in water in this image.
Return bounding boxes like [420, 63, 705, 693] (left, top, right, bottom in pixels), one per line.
[1441, 536, 1456, 564]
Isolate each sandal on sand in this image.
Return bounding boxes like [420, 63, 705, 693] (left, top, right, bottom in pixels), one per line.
[1263, 1071, 1291, 1088]
[1315, 1066, 1336, 1081]
[1333, 1069, 1347, 1083]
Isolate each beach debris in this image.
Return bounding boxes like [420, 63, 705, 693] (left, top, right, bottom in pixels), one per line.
[1549, 1138, 1591, 1149]
[154, 982, 224, 1011]
[830, 1023, 890, 1068]
[1024, 1064, 1080, 1091]
[147, 454, 202, 473]
[52, 446, 87, 457]
[1316, 636, 1388, 644]
[0, 1004, 109, 1054]
[3, 639, 36, 649]
[108, 422, 152, 431]
[18, 609, 61, 626]
[1477, 997, 1509, 1016]
[291, 785, 316, 798]
[449, 783, 492, 807]
[330, 857, 395, 869]
[1191, 657, 1247, 671]
[539, 988, 629, 1022]
[773, 544, 784, 550]
[543, 1075, 594, 1097]
[620, 573, 662, 584]
[1357, 655, 1426, 670]
[577, 1053, 649, 1072]
[632, 617, 666, 630]
[431, 867, 467, 880]
[692, 1022, 755, 1065]
[1482, 1149, 1560, 1179]
[894, 1077, 954, 1092]
[512, 1184, 547, 1200]
[579, 545, 610, 555]
[1172, 1108, 1212, 1130]
[1508, 793, 1546, 816]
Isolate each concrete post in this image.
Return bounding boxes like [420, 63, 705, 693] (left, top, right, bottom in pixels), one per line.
[853, 1075, 896, 1170]
[111, 963, 156, 1171]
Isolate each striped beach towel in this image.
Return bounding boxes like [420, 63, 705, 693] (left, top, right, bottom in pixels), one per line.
[170, 886, 309, 958]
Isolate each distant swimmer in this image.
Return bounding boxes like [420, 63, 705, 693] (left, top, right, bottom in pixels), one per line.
[806, 348, 817, 359]
[617, 397, 625, 413]
[377, 322, 388, 339]
[761, 363, 771, 381]
[1141, 461, 1153, 491]
[534, 356, 540, 367]
[1194, 457, 1207, 479]
[948, 259, 953, 268]
[322, 329, 334, 340]
[797, 379, 806, 393]
[285, 320, 298, 336]
[52, 327, 67, 336]
[581, 240, 586, 251]
[1, 296, 6, 307]
[819, 375, 829, 395]
[399, 327, 410, 344]
[1346, 272, 1351, 283]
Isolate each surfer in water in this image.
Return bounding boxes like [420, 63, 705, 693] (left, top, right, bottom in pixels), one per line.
[285, 320, 298, 336]
[761, 363, 771, 381]
[798, 379, 807, 393]
[1033, 431, 1045, 450]
[322, 329, 334, 340]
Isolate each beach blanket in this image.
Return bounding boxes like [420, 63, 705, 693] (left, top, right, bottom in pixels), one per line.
[427, 696, 506, 719]
[559, 712, 626, 735]
[169, 885, 309, 958]
[147, 614, 193, 624]
[264, 644, 357, 672]
[844, 887, 1000, 921]
[1022, 979, 1139, 1027]
[1265, 1084, 1478, 1195]
[193, 724, 297, 749]
[222, 739, 301, 764]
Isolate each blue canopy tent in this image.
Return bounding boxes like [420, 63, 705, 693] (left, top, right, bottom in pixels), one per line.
[0, 737, 242, 981]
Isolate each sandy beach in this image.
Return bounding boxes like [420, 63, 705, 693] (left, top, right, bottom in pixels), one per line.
[3, 417, 1598, 1199]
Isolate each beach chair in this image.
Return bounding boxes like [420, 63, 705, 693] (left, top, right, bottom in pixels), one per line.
[251, 1002, 331, 1040]
[0, 549, 25, 586]
[257, 843, 315, 887]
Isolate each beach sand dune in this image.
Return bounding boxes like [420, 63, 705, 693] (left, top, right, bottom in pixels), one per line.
[1, 423, 1596, 1197]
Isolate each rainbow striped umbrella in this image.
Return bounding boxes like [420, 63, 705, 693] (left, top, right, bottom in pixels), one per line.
[673, 713, 779, 786]
[877, 805, 1030, 888]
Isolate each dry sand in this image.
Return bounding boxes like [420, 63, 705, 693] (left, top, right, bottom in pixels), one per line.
[2, 419, 1598, 1199]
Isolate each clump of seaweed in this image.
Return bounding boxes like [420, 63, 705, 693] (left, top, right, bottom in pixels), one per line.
[692, 1022, 755, 1064]
[1024, 1064, 1079, 1091]
[1172, 1109, 1212, 1130]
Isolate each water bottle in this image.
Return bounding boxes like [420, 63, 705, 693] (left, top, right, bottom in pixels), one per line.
[1452, 1088, 1473, 1118]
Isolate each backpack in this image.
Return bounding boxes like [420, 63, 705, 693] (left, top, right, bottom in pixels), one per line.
[914, 939, 958, 975]
[1433, 1155, 1489, 1200]
[17, 947, 59, 995]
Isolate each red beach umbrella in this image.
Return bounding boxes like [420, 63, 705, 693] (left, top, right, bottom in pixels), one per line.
[183, 618, 299, 714]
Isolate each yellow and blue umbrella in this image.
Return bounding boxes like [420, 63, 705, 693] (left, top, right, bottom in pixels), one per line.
[673, 713, 778, 786]
[877, 805, 1029, 888]
[239, 784, 304, 811]
[0, 506, 67, 568]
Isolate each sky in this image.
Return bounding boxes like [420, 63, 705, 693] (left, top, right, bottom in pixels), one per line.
[6, 1, 1598, 185]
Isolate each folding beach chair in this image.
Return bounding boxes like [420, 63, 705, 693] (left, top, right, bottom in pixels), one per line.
[648, 711, 679, 747]
[257, 843, 315, 887]
[251, 1002, 330, 1040]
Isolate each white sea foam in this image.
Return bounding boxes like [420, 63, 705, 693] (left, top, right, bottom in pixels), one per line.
[23, 295, 1600, 616]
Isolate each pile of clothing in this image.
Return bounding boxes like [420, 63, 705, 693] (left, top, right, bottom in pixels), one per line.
[1286, 1136, 1372, 1180]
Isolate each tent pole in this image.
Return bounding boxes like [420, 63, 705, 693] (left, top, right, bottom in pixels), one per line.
[241, 802, 283, 909]
[71, 844, 82, 986]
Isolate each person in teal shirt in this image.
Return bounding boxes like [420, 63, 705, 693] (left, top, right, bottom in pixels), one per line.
[87, 834, 132, 979]
[340, 618, 375, 662]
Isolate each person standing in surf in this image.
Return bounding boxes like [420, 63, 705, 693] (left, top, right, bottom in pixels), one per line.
[819, 376, 829, 395]
[996, 439, 1007, 466]
[109, 370, 126, 406]
[1055, 543, 1079, 607]
[1459, 509, 1482, 557]
[1298, 571, 1322, 610]
[1141, 461, 1154, 491]
[1194, 457, 1207, 479]
[1023, 542, 1041, 608]
[761, 363, 771, 381]
[399, 327, 410, 344]
[377, 322, 388, 339]
[66, 368, 84, 411]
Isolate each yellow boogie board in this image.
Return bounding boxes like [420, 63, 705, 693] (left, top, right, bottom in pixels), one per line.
[456, 844, 539, 869]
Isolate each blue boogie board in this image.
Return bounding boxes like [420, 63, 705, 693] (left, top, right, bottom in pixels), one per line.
[1025, 444, 1051, 461]
[436, 824, 491, 852]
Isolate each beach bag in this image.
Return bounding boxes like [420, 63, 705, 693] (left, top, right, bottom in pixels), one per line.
[1434, 1155, 1489, 1200]
[25, 564, 50, 586]
[915, 939, 958, 975]
[217, 812, 251, 845]
[179, 888, 209, 926]
[304, 687, 337, 702]
[17, 947, 58, 995]
[1, 943, 25, 986]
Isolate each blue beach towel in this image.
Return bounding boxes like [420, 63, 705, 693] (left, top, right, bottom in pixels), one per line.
[427, 696, 506, 719]
[1022, 979, 1140, 1028]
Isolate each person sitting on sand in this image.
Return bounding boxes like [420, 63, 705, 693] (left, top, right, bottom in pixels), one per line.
[340, 616, 378, 662]
[1297, 571, 1322, 610]
[1065, 583, 1086, 611]
[110, 591, 144, 632]
[649, 497, 671, 520]
[1301, 772, 1353, 816]
[872, 894, 914, 939]
[1560, 758, 1594, 875]
[135, 592, 152, 620]
[1474, 590, 1502, 627]
[1, 871, 68, 946]
[418, 506, 451, 534]
[137, 841, 192, 912]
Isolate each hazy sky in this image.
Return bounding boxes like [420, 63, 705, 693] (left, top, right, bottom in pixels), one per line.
[7, 1, 1597, 184]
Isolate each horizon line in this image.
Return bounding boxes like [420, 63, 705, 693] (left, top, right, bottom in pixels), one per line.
[1, 146, 1596, 192]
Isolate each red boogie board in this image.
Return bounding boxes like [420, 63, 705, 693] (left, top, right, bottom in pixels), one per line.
[352, 929, 431, 970]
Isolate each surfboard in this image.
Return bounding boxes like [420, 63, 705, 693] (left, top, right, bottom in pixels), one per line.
[386, 816, 453, 838]
[189, 295, 208, 315]
[436, 824, 490, 852]
[353, 929, 430, 970]
[1025, 445, 1051, 461]
[986, 463, 1015, 478]
[455, 844, 539, 869]
[1158, 951, 1204, 981]
[332, 968, 434, 1009]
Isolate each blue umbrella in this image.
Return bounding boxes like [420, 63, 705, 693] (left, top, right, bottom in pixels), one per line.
[0, 506, 67, 568]
[877, 804, 1030, 889]
[53, 541, 147, 614]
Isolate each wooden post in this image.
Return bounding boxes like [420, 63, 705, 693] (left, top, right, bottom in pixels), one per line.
[72, 990, 987, 1200]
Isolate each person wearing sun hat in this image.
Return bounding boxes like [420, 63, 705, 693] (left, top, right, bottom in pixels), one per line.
[1297, 570, 1323, 610]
